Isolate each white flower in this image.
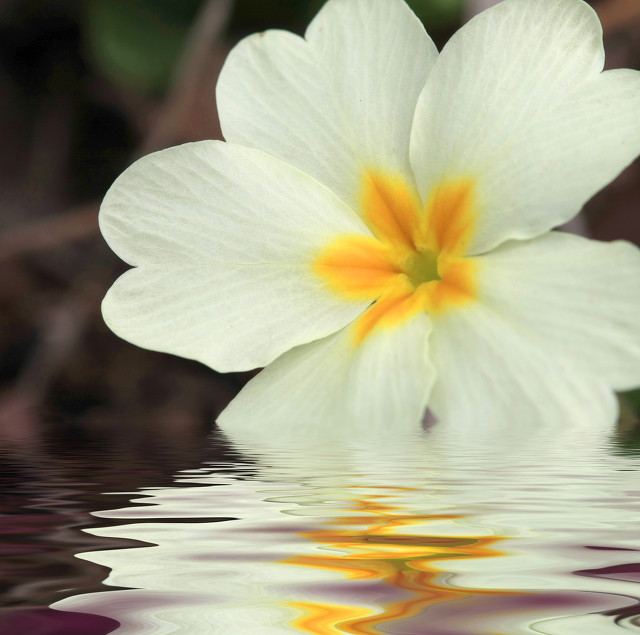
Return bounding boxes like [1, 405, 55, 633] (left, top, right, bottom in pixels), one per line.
[100, 0, 640, 434]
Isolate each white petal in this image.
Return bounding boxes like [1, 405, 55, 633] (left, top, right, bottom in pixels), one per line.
[217, 0, 436, 208]
[305, 0, 437, 180]
[477, 231, 640, 391]
[100, 141, 371, 372]
[102, 264, 365, 373]
[411, 0, 640, 253]
[216, 30, 361, 209]
[428, 300, 619, 436]
[100, 142, 368, 266]
[217, 313, 435, 435]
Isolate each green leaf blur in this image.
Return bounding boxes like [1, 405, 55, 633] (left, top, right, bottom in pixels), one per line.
[86, 0, 202, 94]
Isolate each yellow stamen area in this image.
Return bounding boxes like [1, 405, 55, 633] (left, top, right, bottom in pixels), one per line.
[313, 172, 478, 345]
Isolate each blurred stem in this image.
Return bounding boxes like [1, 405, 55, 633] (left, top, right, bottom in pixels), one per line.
[0, 203, 98, 263]
[140, 0, 233, 155]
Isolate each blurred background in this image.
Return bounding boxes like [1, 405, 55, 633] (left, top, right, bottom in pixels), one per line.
[1, 0, 640, 451]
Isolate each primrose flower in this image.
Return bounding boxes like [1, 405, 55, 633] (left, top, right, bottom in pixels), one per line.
[101, 0, 640, 433]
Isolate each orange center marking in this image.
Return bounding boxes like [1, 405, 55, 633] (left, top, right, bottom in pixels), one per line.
[313, 172, 478, 345]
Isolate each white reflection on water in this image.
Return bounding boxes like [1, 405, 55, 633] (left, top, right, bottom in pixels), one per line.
[52, 426, 640, 634]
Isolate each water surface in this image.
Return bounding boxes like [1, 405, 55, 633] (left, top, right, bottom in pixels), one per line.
[2, 426, 640, 634]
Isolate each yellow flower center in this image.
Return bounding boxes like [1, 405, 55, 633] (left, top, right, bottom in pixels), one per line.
[314, 171, 479, 345]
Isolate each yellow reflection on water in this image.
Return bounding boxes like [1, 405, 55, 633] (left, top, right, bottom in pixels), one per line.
[285, 487, 513, 634]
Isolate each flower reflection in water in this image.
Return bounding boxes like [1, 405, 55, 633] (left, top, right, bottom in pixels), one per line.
[286, 492, 513, 635]
[52, 427, 640, 634]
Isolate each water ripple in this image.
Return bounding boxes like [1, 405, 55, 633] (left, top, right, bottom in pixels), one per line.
[47, 428, 640, 634]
